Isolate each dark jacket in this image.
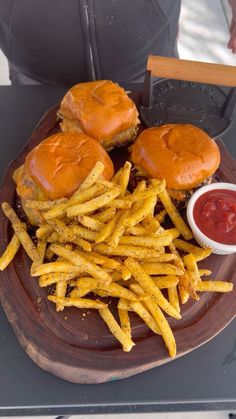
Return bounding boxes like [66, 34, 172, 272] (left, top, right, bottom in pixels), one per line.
[0, 0, 181, 85]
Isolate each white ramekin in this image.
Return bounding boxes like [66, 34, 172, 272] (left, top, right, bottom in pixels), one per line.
[187, 182, 236, 255]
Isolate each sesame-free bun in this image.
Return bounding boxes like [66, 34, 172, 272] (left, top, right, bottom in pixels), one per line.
[131, 124, 220, 190]
[13, 132, 114, 225]
[59, 80, 139, 150]
[24, 132, 114, 200]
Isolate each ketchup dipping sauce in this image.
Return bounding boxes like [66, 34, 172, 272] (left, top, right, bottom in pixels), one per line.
[193, 189, 236, 245]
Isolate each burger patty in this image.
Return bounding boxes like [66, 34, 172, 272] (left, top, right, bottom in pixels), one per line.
[130, 165, 215, 210]
[59, 114, 138, 151]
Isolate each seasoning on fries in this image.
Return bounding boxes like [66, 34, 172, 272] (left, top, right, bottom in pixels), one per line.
[0, 160, 233, 357]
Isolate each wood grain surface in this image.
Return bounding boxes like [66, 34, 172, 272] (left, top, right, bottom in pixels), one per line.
[0, 94, 235, 384]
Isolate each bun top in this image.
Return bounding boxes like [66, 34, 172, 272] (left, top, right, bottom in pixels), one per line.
[24, 132, 114, 199]
[131, 124, 220, 190]
[60, 80, 139, 141]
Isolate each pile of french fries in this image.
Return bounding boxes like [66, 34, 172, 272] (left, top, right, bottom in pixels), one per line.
[0, 161, 233, 357]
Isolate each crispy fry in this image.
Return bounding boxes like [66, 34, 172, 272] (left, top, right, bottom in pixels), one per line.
[125, 258, 181, 319]
[48, 295, 106, 309]
[151, 275, 179, 289]
[31, 240, 47, 272]
[47, 218, 92, 251]
[195, 281, 233, 292]
[144, 254, 177, 263]
[142, 214, 160, 233]
[168, 285, 180, 313]
[94, 243, 162, 259]
[199, 269, 212, 277]
[79, 161, 105, 191]
[130, 283, 176, 357]
[118, 298, 161, 335]
[173, 238, 212, 261]
[95, 212, 120, 243]
[92, 207, 116, 222]
[78, 215, 104, 231]
[109, 210, 129, 247]
[183, 253, 201, 287]
[97, 282, 139, 301]
[67, 186, 121, 217]
[104, 199, 132, 209]
[118, 308, 131, 338]
[44, 183, 107, 219]
[0, 233, 21, 270]
[36, 224, 54, 240]
[55, 280, 67, 311]
[141, 262, 184, 276]
[39, 271, 79, 287]
[70, 287, 91, 298]
[119, 233, 175, 249]
[99, 306, 135, 351]
[123, 196, 157, 228]
[2, 202, 39, 262]
[25, 198, 67, 210]
[50, 244, 112, 287]
[155, 210, 166, 224]
[158, 187, 193, 240]
[119, 161, 132, 196]
[31, 261, 83, 276]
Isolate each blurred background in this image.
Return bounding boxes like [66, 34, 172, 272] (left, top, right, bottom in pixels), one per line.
[0, 0, 235, 86]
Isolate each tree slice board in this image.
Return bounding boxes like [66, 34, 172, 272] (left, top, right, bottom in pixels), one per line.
[0, 95, 235, 384]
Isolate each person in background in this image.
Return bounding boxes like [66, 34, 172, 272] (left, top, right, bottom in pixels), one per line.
[0, 0, 235, 86]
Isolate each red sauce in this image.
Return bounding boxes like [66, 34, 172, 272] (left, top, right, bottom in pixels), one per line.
[193, 189, 236, 245]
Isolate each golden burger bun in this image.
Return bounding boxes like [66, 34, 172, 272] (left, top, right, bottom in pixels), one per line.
[59, 80, 139, 150]
[131, 124, 220, 203]
[13, 132, 114, 225]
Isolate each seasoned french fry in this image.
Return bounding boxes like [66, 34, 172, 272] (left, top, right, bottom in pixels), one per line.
[104, 199, 132, 209]
[151, 275, 179, 289]
[97, 282, 139, 301]
[173, 239, 212, 261]
[118, 308, 131, 338]
[70, 287, 91, 298]
[39, 271, 79, 287]
[109, 210, 129, 247]
[158, 188, 193, 240]
[2, 202, 39, 262]
[195, 281, 233, 292]
[118, 298, 161, 335]
[125, 258, 181, 319]
[94, 243, 162, 259]
[98, 306, 135, 351]
[119, 161, 132, 196]
[0, 233, 21, 270]
[25, 198, 67, 210]
[49, 244, 112, 287]
[31, 261, 83, 276]
[67, 187, 121, 217]
[183, 253, 201, 287]
[36, 224, 54, 240]
[92, 207, 116, 222]
[44, 183, 107, 219]
[130, 283, 176, 357]
[119, 265, 132, 280]
[119, 233, 174, 249]
[79, 161, 104, 191]
[31, 240, 47, 271]
[155, 209, 166, 223]
[199, 269, 212, 277]
[168, 285, 180, 313]
[48, 295, 106, 309]
[141, 262, 184, 276]
[144, 254, 177, 263]
[78, 215, 104, 231]
[142, 214, 160, 233]
[123, 196, 157, 228]
[55, 280, 67, 311]
[95, 212, 120, 243]
[47, 218, 92, 251]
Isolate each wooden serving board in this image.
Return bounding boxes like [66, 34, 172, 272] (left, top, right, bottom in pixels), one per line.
[0, 95, 235, 384]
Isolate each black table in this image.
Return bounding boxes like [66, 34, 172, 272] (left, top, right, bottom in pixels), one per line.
[0, 85, 235, 416]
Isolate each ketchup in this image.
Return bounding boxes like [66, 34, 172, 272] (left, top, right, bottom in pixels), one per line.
[193, 189, 236, 245]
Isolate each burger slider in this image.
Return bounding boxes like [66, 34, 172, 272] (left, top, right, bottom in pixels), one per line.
[13, 132, 114, 225]
[130, 124, 221, 207]
[58, 80, 139, 151]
